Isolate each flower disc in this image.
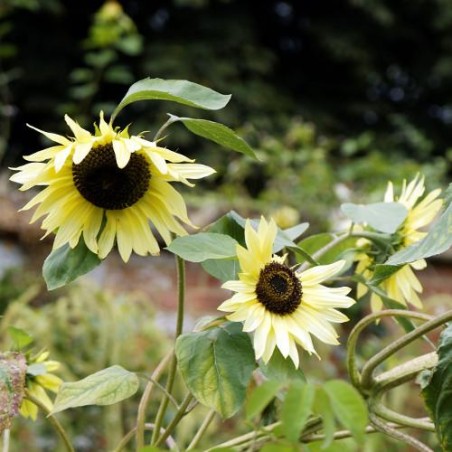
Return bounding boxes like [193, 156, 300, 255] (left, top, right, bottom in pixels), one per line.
[72, 144, 150, 210]
[255, 261, 302, 315]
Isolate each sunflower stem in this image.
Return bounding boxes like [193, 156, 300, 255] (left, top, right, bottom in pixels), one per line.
[2, 429, 10, 452]
[346, 310, 432, 390]
[186, 409, 216, 451]
[153, 114, 179, 142]
[135, 350, 173, 450]
[24, 390, 74, 452]
[151, 255, 186, 445]
[115, 423, 178, 452]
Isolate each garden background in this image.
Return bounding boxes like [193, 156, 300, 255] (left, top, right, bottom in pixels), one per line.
[0, 0, 451, 450]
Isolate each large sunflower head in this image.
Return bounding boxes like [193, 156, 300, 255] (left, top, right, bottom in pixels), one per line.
[10, 113, 215, 262]
[218, 217, 355, 368]
[356, 174, 443, 312]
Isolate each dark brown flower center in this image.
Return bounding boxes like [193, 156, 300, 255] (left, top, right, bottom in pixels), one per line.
[255, 261, 302, 315]
[72, 144, 150, 210]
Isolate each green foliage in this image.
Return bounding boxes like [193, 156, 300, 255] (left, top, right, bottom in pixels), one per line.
[422, 323, 452, 451]
[51, 365, 139, 414]
[175, 322, 256, 418]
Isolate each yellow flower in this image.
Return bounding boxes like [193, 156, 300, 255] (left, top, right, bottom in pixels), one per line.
[10, 113, 215, 262]
[218, 217, 355, 368]
[20, 351, 63, 421]
[357, 175, 443, 312]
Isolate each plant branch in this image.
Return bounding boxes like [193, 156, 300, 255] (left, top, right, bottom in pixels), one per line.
[1, 429, 10, 452]
[24, 390, 74, 452]
[372, 403, 435, 432]
[186, 409, 216, 451]
[153, 114, 179, 142]
[114, 423, 177, 452]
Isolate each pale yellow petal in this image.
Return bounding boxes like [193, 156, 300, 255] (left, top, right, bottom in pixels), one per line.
[300, 260, 345, 286]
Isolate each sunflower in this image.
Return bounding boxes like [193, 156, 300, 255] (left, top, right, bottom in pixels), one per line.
[20, 351, 63, 421]
[10, 113, 215, 262]
[218, 217, 355, 368]
[356, 174, 443, 312]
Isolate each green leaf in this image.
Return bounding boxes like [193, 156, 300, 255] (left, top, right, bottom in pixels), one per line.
[368, 263, 402, 285]
[422, 323, 452, 451]
[259, 348, 306, 383]
[51, 365, 139, 414]
[245, 380, 282, 421]
[112, 78, 231, 120]
[341, 202, 408, 233]
[313, 387, 336, 449]
[7, 326, 33, 349]
[177, 117, 257, 159]
[43, 239, 101, 290]
[204, 211, 246, 245]
[386, 201, 452, 265]
[261, 444, 298, 452]
[175, 322, 256, 418]
[167, 232, 238, 262]
[201, 258, 239, 283]
[281, 381, 315, 442]
[323, 380, 368, 444]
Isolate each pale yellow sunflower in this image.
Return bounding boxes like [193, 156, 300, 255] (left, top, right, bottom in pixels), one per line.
[20, 351, 63, 421]
[356, 174, 443, 312]
[10, 113, 215, 262]
[218, 217, 355, 368]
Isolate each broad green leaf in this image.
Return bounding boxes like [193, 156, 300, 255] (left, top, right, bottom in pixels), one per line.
[386, 201, 452, 265]
[368, 263, 401, 285]
[51, 365, 139, 414]
[204, 211, 246, 245]
[261, 444, 298, 452]
[313, 387, 336, 449]
[176, 117, 257, 159]
[307, 439, 358, 452]
[245, 380, 282, 420]
[259, 348, 306, 383]
[201, 258, 239, 283]
[341, 202, 408, 233]
[43, 238, 101, 290]
[7, 326, 33, 349]
[422, 323, 452, 451]
[281, 381, 315, 442]
[112, 78, 231, 119]
[175, 322, 256, 418]
[324, 380, 368, 444]
[167, 233, 238, 262]
[0, 352, 26, 433]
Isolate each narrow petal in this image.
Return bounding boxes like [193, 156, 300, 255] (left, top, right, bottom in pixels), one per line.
[300, 260, 345, 286]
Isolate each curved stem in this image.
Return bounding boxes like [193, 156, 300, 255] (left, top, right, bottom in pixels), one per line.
[155, 394, 194, 447]
[372, 403, 435, 432]
[114, 423, 177, 452]
[346, 310, 432, 390]
[361, 310, 452, 390]
[369, 413, 433, 452]
[151, 255, 186, 445]
[186, 409, 216, 451]
[24, 390, 74, 452]
[135, 350, 173, 450]
[153, 114, 179, 142]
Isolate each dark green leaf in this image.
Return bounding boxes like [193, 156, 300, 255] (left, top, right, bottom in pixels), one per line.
[341, 202, 408, 233]
[175, 322, 256, 418]
[245, 380, 282, 420]
[422, 323, 452, 451]
[281, 381, 315, 442]
[324, 380, 368, 444]
[43, 239, 101, 290]
[177, 117, 257, 159]
[167, 233, 238, 262]
[201, 258, 239, 283]
[51, 365, 139, 414]
[112, 78, 231, 119]
[259, 348, 306, 383]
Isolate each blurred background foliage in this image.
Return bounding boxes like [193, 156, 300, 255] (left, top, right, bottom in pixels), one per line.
[1, 0, 450, 231]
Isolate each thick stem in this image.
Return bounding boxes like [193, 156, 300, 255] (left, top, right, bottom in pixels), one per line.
[346, 310, 432, 390]
[372, 404, 435, 432]
[361, 310, 452, 390]
[24, 390, 74, 452]
[151, 255, 186, 445]
[1, 429, 10, 452]
[186, 409, 216, 451]
[114, 423, 177, 452]
[135, 350, 173, 450]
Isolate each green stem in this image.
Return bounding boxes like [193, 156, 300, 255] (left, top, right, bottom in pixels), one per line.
[114, 423, 177, 452]
[346, 309, 432, 390]
[155, 394, 194, 447]
[369, 413, 433, 452]
[153, 114, 179, 142]
[372, 404, 435, 432]
[361, 310, 452, 390]
[2, 429, 10, 452]
[135, 350, 173, 450]
[25, 390, 74, 452]
[151, 255, 186, 445]
[186, 409, 216, 451]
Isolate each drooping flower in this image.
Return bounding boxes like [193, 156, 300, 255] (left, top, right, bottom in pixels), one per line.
[218, 217, 355, 368]
[20, 351, 63, 421]
[10, 113, 215, 262]
[356, 174, 443, 312]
